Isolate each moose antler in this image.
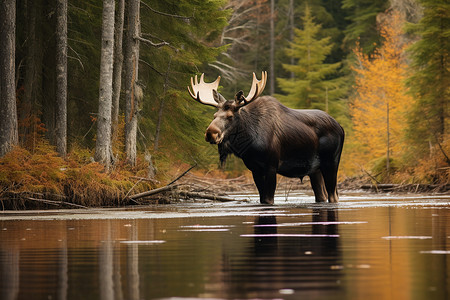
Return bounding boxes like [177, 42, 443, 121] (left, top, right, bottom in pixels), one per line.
[242, 71, 267, 104]
[187, 74, 221, 107]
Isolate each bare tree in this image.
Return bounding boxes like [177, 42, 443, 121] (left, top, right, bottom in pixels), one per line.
[55, 0, 67, 158]
[0, 0, 18, 157]
[95, 0, 115, 169]
[111, 0, 125, 145]
[269, 0, 275, 95]
[124, 0, 141, 165]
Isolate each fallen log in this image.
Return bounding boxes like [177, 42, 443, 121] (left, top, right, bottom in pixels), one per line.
[129, 184, 179, 200]
[24, 197, 88, 209]
[361, 184, 396, 190]
[361, 183, 450, 193]
[180, 191, 248, 202]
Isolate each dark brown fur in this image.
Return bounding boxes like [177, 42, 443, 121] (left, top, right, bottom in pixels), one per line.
[206, 96, 345, 204]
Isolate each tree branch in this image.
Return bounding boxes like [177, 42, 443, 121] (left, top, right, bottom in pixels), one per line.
[135, 35, 169, 48]
[140, 1, 192, 22]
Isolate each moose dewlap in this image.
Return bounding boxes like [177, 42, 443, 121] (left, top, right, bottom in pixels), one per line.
[188, 72, 344, 204]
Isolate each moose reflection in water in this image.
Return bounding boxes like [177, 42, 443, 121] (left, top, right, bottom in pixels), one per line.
[188, 72, 345, 204]
[224, 209, 343, 297]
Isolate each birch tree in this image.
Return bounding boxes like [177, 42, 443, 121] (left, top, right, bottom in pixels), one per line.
[111, 0, 125, 145]
[95, 0, 115, 169]
[0, 0, 18, 157]
[55, 0, 67, 158]
[124, 0, 141, 166]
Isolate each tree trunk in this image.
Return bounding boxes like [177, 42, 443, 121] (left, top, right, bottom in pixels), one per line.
[22, 0, 44, 150]
[124, 0, 140, 166]
[269, 0, 275, 95]
[0, 0, 18, 157]
[95, 0, 115, 169]
[111, 0, 125, 146]
[55, 0, 68, 158]
[289, 0, 295, 79]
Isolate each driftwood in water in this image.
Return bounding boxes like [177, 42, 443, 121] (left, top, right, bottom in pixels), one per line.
[128, 185, 247, 202]
[129, 184, 179, 200]
[129, 164, 197, 201]
[179, 191, 247, 202]
[362, 183, 450, 193]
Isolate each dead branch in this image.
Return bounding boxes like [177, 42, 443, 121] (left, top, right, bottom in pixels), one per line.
[24, 197, 88, 209]
[140, 2, 192, 22]
[179, 191, 248, 202]
[168, 164, 197, 185]
[129, 184, 179, 200]
[135, 35, 169, 48]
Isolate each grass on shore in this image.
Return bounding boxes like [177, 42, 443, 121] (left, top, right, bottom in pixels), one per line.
[0, 141, 161, 209]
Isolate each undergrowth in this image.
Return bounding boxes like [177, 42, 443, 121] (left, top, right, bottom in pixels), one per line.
[0, 141, 159, 208]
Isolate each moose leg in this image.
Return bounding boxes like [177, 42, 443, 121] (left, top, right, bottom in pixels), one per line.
[252, 168, 276, 205]
[310, 170, 328, 203]
[252, 172, 265, 201]
[321, 168, 339, 203]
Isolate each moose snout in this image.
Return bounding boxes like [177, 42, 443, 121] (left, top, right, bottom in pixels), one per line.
[205, 125, 221, 144]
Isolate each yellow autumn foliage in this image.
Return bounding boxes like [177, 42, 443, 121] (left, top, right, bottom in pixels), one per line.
[349, 11, 412, 176]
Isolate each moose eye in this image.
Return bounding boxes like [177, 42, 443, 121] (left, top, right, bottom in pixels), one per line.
[227, 115, 233, 121]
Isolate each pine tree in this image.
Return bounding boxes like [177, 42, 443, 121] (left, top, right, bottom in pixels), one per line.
[350, 11, 411, 176]
[406, 0, 450, 158]
[276, 6, 344, 112]
[342, 0, 389, 54]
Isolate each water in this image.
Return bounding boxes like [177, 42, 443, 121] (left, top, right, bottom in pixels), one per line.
[1, 192, 449, 300]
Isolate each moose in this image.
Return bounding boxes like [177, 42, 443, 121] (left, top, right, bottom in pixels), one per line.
[188, 72, 344, 204]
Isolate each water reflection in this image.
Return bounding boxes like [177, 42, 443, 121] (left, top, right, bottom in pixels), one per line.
[229, 209, 343, 298]
[0, 201, 449, 300]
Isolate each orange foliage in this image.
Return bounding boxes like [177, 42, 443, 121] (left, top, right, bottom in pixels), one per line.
[0, 140, 157, 207]
[349, 11, 412, 173]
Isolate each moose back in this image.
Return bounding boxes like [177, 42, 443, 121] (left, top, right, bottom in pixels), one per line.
[188, 72, 344, 204]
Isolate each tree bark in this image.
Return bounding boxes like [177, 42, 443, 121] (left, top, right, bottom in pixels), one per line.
[0, 0, 18, 157]
[289, 0, 295, 79]
[111, 0, 125, 146]
[55, 0, 68, 158]
[124, 0, 140, 166]
[269, 0, 275, 95]
[95, 0, 115, 169]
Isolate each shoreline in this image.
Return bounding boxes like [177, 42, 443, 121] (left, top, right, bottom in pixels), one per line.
[1, 173, 449, 211]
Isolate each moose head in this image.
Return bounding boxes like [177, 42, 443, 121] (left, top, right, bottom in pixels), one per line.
[188, 72, 267, 145]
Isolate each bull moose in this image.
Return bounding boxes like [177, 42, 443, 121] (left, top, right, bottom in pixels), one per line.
[188, 72, 344, 204]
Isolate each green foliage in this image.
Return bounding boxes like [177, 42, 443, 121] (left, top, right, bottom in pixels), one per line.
[67, 1, 103, 145]
[342, 0, 389, 54]
[276, 6, 347, 121]
[136, 0, 229, 166]
[371, 157, 399, 183]
[405, 0, 450, 156]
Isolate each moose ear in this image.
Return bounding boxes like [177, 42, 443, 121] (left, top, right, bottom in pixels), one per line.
[213, 90, 226, 104]
[234, 90, 245, 104]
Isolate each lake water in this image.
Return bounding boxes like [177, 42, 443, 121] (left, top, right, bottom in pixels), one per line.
[1, 192, 449, 300]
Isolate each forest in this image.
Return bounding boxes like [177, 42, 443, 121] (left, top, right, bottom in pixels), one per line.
[0, 0, 448, 206]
